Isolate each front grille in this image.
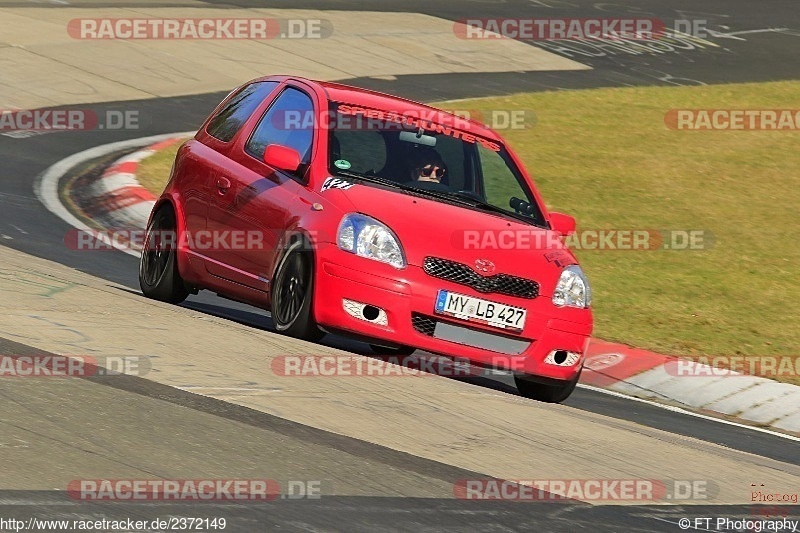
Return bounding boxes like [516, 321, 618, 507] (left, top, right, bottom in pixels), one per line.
[411, 313, 436, 336]
[422, 257, 539, 299]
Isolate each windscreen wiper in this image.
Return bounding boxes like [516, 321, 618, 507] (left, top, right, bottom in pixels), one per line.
[332, 171, 462, 200]
[441, 191, 545, 227]
[332, 170, 414, 192]
[332, 171, 544, 227]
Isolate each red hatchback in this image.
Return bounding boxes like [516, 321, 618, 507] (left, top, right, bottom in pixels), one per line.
[139, 75, 593, 402]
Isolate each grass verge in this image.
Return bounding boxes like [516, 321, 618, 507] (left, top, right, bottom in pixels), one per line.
[136, 144, 182, 196]
[439, 81, 800, 385]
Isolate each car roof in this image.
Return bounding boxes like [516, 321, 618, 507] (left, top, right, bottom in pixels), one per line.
[257, 75, 502, 143]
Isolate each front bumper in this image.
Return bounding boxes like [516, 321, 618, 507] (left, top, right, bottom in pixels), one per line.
[313, 251, 592, 381]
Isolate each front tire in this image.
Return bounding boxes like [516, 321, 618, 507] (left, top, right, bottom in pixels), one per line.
[139, 207, 189, 304]
[270, 240, 324, 342]
[514, 369, 581, 403]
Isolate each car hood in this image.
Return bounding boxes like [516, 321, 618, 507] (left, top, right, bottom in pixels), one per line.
[328, 184, 579, 297]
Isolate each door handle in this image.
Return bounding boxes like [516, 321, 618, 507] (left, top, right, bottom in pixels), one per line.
[215, 176, 231, 194]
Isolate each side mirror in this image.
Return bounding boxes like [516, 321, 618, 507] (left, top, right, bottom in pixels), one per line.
[549, 212, 576, 237]
[264, 144, 301, 173]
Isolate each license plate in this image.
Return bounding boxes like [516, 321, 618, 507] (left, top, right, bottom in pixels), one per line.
[434, 290, 526, 331]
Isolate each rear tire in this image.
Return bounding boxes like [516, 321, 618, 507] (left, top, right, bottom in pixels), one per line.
[270, 240, 324, 342]
[139, 207, 189, 304]
[514, 369, 581, 403]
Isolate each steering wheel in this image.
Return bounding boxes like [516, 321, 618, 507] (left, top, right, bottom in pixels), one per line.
[404, 180, 451, 193]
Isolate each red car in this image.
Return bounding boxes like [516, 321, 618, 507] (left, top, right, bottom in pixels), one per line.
[139, 75, 593, 402]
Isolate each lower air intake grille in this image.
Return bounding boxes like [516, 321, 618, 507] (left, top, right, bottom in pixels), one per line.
[411, 313, 436, 336]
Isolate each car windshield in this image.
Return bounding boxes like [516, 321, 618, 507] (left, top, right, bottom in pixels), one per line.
[326, 103, 546, 227]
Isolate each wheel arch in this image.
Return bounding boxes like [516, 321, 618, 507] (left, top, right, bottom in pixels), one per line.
[270, 227, 319, 280]
[270, 226, 321, 317]
[269, 226, 324, 341]
[148, 194, 193, 283]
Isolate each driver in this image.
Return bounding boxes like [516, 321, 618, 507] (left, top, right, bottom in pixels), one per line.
[409, 149, 447, 184]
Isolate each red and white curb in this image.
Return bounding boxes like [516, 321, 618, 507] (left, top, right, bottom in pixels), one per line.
[35, 132, 193, 257]
[78, 137, 183, 229]
[582, 340, 800, 435]
[35, 134, 800, 439]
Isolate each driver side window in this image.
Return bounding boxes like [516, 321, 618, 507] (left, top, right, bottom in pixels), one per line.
[330, 130, 386, 174]
[246, 87, 315, 166]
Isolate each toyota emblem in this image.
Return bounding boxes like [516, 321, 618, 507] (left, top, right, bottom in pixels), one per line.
[474, 259, 496, 275]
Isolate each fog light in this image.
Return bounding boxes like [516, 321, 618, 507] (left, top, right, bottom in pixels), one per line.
[343, 299, 388, 326]
[543, 350, 581, 367]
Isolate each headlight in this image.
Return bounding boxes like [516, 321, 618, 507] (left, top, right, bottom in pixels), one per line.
[552, 265, 591, 308]
[337, 213, 406, 269]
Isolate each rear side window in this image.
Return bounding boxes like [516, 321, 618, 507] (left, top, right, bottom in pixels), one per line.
[206, 81, 279, 142]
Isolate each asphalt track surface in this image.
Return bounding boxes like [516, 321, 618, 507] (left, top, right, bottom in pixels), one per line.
[1, 0, 799, 530]
[3, 0, 799, 95]
[2, 338, 798, 532]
